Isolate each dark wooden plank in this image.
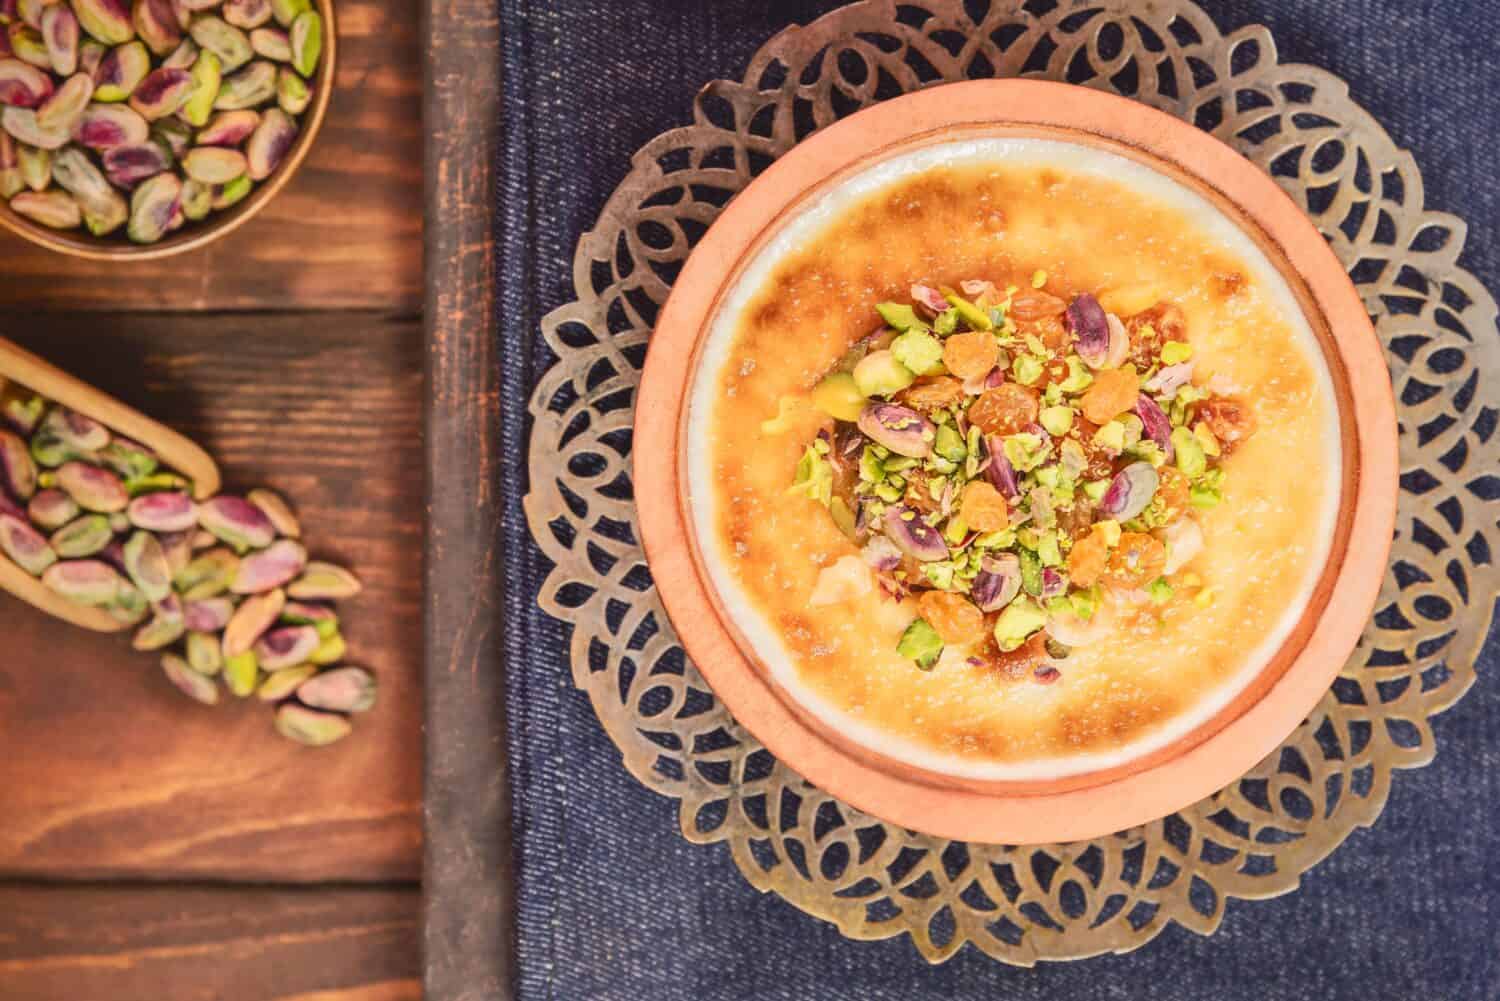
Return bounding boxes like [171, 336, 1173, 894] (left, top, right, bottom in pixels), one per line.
[0, 314, 422, 882]
[422, 0, 512, 994]
[0, 882, 421, 1001]
[0, 0, 422, 314]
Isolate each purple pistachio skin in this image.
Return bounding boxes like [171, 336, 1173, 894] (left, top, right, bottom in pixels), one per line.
[0, 512, 56, 575]
[127, 490, 197, 532]
[971, 552, 1022, 612]
[1134, 394, 1174, 460]
[231, 537, 306, 594]
[0, 58, 55, 108]
[183, 595, 234, 632]
[56, 460, 128, 512]
[1098, 462, 1161, 523]
[40, 5, 79, 76]
[1065, 293, 1110, 368]
[194, 107, 256, 144]
[197, 494, 276, 551]
[252, 623, 318, 670]
[126, 169, 180, 242]
[297, 666, 377, 714]
[127, 65, 191, 120]
[880, 505, 949, 563]
[71, 101, 149, 148]
[856, 403, 935, 459]
[27, 488, 78, 530]
[102, 139, 171, 187]
[131, 0, 182, 56]
[244, 104, 292, 179]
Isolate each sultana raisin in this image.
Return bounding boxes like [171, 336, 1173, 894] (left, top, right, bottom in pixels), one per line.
[1070, 419, 1118, 479]
[1104, 531, 1166, 588]
[1197, 396, 1256, 453]
[968, 383, 1039, 435]
[942, 330, 999, 381]
[1080, 366, 1139, 424]
[1019, 313, 1071, 354]
[959, 480, 1009, 532]
[1155, 466, 1192, 522]
[902, 469, 942, 515]
[916, 590, 988, 645]
[895, 375, 966, 414]
[1124, 302, 1185, 369]
[1009, 288, 1067, 321]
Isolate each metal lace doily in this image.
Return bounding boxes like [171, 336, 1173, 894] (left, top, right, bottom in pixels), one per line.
[525, 0, 1499, 964]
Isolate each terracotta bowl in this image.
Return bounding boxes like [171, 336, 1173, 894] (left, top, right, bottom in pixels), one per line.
[635, 80, 1398, 844]
[0, 0, 336, 261]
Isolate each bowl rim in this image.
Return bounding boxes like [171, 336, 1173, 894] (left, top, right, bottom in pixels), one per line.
[634, 78, 1398, 844]
[0, 0, 337, 261]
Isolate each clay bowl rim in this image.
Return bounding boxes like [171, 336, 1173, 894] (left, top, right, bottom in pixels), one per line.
[634, 79, 1398, 844]
[0, 0, 337, 262]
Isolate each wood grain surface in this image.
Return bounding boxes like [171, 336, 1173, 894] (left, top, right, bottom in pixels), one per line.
[0, 0, 422, 314]
[0, 882, 421, 1001]
[0, 315, 423, 883]
[422, 0, 513, 995]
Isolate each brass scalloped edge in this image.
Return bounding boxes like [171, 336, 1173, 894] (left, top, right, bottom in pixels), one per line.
[525, 0, 1499, 964]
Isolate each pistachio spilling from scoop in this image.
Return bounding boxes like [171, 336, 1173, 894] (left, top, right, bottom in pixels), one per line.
[0, 0, 322, 243]
[786, 277, 1256, 680]
[0, 382, 372, 746]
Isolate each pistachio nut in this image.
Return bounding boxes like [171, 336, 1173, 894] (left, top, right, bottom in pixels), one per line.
[124, 470, 187, 495]
[286, 560, 360, 600]
[9, 187, 80, 227]
[158, 527, 192, 576]
[91, 40, 149, 102]
[246, 486, 298, 538]
[207, 171, 247, 208]
[148, 113, 188, 155]
[162, 652, 219, 704]
[0, 55, 54, 107]
[0, 512, 56, 575]
[27, 487, 78, 530]
[296, 666, 376, 714]
[3, 105, 68, 147]
[78, 38, 105, 76]
[273, 63, 304, 114]
[130, 0, 180, 56]
[252, 622, 316, 670]
[161, 35, 196, 68]
[210, 57, 271, 109]
[185, 629, 223, 675]
[107, 580, 149, 624]
[182, 594, 233, 631]
[125, 168, 178, 241]
[34, 70, 92, 131]
[243, 104, 290, 180]
[188, 15, 249, 71]
[71, 101, 148, 149]
[126, 488, 195, 532]
[247, 24, 285, 60]
[222, 0, 270, 31]
[122, 528, 171, 601]
[2, 392, 45, 435]
[268, 0, 308, 27]
[197, 494, 274, 552]
[56, 459, 128, 511]
[49, 512, 113, 557]
[180, 142, 242, 182]
[178, 175, 208, 217]
[73, 0, 134, 45]
[193, 106, 254, 144]
[0, 427, 37, 499]
[40, 4, 79, 75]
[132, 594, 185, 650]
[51, 144, 110, 201]
[98, 435, 158, 478]
[8, 24, 50, 69]
[80, 185, 126, 234]
[280, 598, 334, 625]
[178, 46, 217, 124]
[15, 139, 46, 188]
[126, 64, 189, 119]
[221, 585, 283, 656]
[305, 627, 342, 664]
[287, 8, 315, 76]
[230, 537, 304, 594]
[46, 406, 111, 451]
[274, 702, 350, 746]
[172, 545, 237, 599]
[256, 663, 314, 701]
[42, 557, 123, 604]
[222, 647, 257, 696]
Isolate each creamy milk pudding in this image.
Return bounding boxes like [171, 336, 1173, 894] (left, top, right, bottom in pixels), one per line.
[685, 137, 1340, 781]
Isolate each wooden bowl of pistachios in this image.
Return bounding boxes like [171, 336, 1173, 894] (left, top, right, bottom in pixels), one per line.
[0, 0, 334, 259]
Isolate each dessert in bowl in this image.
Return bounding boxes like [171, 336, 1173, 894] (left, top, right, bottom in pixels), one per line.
[635, 81, 1396, 843]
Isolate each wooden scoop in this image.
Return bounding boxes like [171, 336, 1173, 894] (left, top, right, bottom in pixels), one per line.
[0, 337, 221, 633]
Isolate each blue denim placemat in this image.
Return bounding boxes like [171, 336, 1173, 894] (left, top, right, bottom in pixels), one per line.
[499, 2, 1500, 997]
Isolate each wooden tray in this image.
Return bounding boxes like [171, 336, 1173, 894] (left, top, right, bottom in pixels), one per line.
[420, 0, 516, 997]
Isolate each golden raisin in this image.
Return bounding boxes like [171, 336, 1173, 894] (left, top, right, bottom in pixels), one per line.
[1056, 497, 1096, 541]
[1009, 288, 1067, 321]
[902, 469, 942, 515]
[916, 590, 987, 645]
[1080, 366, 1139, 424]
[1067, 527, 1109, 587]
[1017, 313, 1071, 353]
[968, 383, 1039, 435]
[1197, 397, 1257, 453]
[1104, 531, 1167, 589]
[941, 330, 999, 381]
[1125, 302, 1185, 369]
[895, 375, 966, 415]
[1155, 467, 1192, 522]
[986, 630, 1050, 680]
[959, 480, 1009, 532]
[1071, 419, 1118, 479]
